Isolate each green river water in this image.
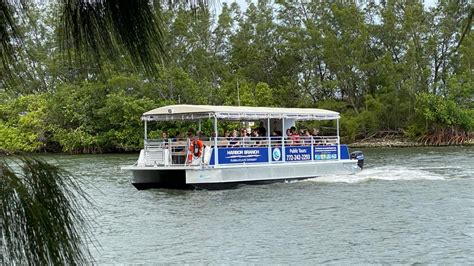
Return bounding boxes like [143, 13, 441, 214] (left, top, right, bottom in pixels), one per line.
[46, 146, 473, 264]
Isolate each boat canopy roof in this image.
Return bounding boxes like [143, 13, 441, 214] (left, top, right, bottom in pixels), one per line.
[142, 104, 340, 121]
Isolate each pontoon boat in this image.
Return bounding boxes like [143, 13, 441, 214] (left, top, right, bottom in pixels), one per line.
[122, 105, 364, 189]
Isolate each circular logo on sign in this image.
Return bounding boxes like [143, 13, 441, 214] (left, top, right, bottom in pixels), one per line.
[273, 148, 281, 161]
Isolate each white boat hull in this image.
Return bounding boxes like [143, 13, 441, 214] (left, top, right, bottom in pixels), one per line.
[123, 160, 360, 190]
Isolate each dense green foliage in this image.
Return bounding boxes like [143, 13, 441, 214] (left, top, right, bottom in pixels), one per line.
[1, 1, 472, 152]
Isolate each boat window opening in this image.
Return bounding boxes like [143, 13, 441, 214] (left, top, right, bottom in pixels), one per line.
[141, 114, 340, 167]
[139, 105, 343, 167]
[141, 135, 340, 167]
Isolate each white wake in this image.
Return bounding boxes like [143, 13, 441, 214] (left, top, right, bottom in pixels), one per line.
[306, 165, 446, 184]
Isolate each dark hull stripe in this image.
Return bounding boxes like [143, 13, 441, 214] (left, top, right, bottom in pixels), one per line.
[132, 177, 311, 190]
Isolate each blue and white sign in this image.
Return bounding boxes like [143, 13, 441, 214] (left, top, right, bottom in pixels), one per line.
[314, 146, 338, 160]
[212, 145, 350, 164]
[272, 146, 312, 162]
[218, 147, 268, 164]
[285, 146, 312, 161]
[272, 147, 281, 161]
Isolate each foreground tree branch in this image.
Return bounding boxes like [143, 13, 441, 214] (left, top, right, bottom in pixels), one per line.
[0, 154, 94, 264]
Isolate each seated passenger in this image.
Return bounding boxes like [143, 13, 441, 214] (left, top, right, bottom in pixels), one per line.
[223, 131, 230, 145]
[312, 128, 324, 145]
[173, 131, 182, 141]
[229, 130, 240, 147]
[171, 131, 186, 155]
[198, 131, 209, 142]
[301, 129, 312, 145]
[289, 126, 300, 146]
[256, 121, 266, 137]
[240, 128, 250, 147]
[271, 131, 282, 146]
[161, 131, 170, 148]
[251, 129, 261, 146]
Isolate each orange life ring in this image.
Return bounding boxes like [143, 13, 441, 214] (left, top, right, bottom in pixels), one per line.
[187, 140, 203, 163]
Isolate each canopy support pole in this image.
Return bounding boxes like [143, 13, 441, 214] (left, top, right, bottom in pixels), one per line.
[214, 116, 219, 166]
[198, 119, 202, 132]
[282, 117, 285, 162]
[144, 120, 148, 146]
[267, 118, 271, 162]
[337, 118, 341, 160]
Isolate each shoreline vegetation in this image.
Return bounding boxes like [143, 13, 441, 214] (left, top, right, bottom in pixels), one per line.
[0, 1, 471, 264]
[1, 2, 473, 155]
[350, 135, 474, 148]
[2, 134, 472, 156]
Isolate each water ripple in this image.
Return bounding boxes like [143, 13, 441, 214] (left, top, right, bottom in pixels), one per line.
[41, 147, 474, 264]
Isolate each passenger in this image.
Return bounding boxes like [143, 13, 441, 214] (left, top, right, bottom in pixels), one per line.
[251, 129, 260, 146]
[161, 131, 169, 147]
[171, 131, 185, 164]
[229, 130, 240, 147]
[240, 128, 249, 137]
[284, 128, 291, 146]
[301, 129, 312, 145]
[240, 128, 250, 147]
[290, 126, 300, 146]
[223, 130, 231, 147]
[197, 131, 206, 141]
[174, 131, 181, 141]
[312, 128, 321, 145]
[187, 129, 195, 140]
[173, 131, 185, 153]
[256, 121, 266, 137]
[223, 132, 230, 147]
[271, 131, 281, 147]
[187, 130, 204, 164]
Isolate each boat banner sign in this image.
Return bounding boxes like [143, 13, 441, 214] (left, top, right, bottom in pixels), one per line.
[218, 147, 268, 164]
[314, 146, 338, 160]
[271, 146, 312, 162]
[285, 146, 312, 161]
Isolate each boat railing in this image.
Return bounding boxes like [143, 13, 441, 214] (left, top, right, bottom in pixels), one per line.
[143, 135, 339, 166]
[144, 139, 189, 166]
[143, 140, 166, 166]
[212, 136, 338, 148]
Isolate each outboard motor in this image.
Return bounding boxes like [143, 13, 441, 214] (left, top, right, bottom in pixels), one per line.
[350, 151, 364, 170]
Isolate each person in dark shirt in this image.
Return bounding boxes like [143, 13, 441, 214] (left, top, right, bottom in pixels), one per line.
[256, 121, 266, 137]
[251, 128, 261, 146]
